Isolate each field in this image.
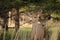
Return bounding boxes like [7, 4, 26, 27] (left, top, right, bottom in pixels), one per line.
[0, 21, 60, 40]
[0, 27, 31, 40]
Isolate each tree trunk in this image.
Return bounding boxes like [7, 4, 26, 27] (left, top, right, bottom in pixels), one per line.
[2, 13, 8, 31]
[15, 7, 19, 31]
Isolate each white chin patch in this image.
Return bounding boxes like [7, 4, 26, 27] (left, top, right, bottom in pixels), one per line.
[38, 22, 40, 24]
[30, 18, 32, 20]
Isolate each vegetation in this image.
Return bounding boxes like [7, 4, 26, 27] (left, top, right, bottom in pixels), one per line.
[0, 26, 60, 40]
[0, 0, 60, 40]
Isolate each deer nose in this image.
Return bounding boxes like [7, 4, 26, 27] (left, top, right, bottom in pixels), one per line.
[42, 24, 45, 26]
[38, 22, 41, 24]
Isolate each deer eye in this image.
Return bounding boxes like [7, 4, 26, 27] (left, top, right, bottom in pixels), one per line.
[34, 17, 36, 18]
[39, 17, 41, 18]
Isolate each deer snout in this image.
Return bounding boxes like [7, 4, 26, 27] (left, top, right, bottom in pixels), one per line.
[30, 18, 32, 21]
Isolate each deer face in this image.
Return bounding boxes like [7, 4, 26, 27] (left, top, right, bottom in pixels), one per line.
[25, 9, 43, 23]
[33, 14, 38, 21]
[29, 14, 40, 23]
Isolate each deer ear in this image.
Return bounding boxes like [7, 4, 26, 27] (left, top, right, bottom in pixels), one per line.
[37, 9, 43, 17]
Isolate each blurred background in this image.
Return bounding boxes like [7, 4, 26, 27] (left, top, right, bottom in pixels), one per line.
[0, 0, 60, 40]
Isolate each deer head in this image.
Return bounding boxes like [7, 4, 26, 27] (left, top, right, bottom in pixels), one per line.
[25, 9, 43, 23]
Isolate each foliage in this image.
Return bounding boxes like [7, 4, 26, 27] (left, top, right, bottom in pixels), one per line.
[0, 26, 60, 40]
[0, 27, 31, 40]
[0, 0, 60, 13]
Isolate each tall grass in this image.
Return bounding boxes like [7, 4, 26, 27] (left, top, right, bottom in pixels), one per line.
[0, 26, 60, 40]
[0, 27, 31, 40]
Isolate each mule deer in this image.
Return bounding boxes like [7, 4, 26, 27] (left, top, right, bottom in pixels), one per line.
[25, 10, 44, 40]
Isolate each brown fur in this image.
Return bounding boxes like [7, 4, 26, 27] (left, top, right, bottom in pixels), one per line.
[25, 10, 44, 40]
[31, 14, 44, 40]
